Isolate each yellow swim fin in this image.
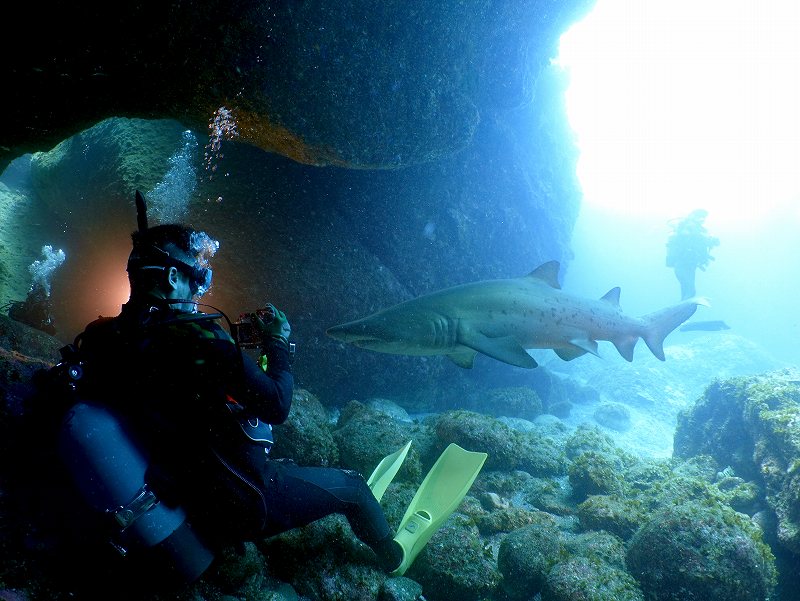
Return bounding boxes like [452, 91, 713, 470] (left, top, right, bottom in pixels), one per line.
[367, 440, 413, 502]
[391, 443, 487, 576]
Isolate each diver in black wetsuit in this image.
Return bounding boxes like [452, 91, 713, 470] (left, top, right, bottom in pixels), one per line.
[60, 196, 402, 587]
[665, 209, 719, 301]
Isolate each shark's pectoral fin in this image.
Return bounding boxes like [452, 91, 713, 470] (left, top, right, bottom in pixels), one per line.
[458, 328, 538, 369]
[447, 350, 478, 369]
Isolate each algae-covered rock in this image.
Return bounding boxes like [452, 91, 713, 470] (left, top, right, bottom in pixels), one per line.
[523, 476, 574, 516]
[30, 118, 189, 229]
[207, 542, 266, 591]
[271, 389, 339, 467]
[542, 556, 644, 601]
[378, 576, 423, 601]
[473, 469, 535, 498]
[674, 370, 800, 553]
[576, 495, 645, 540]
[568, 451, 625, 502]
[0, 313, 62, 364]
[626, 502, 776, 601]
[564, 423, 631, 461]
[259, 514, 383, 599]
[470, 386, 543, 420]
[715, 474, 761, 515]
[411, 516, 500, 601]
[497, 517, 566, 600]
[333, 400, 424, 482]
[474, 505, 545, 535]
[593, 402, 632, 432]
[0, 182, 44, 307]
[563, 530, 628, 570]
[434, 410, 566, 476]
[674, 377, 759, 480]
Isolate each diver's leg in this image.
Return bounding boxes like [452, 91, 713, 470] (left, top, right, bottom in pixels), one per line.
[261, 462, 402, 569]
[674, 265, 696, 300]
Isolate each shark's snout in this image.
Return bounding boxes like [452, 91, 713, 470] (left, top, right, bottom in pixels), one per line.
[325, 324, 354, 342]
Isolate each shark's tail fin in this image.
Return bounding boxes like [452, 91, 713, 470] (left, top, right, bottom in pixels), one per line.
[640, 297, 709, 360]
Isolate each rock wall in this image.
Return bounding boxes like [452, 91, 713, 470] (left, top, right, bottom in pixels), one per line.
[674, 369, 800, 557]
[17, 60, 581, 407]
[2, 0, 595, 172]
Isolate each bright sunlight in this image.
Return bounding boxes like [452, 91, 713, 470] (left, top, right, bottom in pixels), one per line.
[557, 0, 800, 226]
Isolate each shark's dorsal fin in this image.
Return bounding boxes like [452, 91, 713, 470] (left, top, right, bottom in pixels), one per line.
[601, 287, 621, 307]
[526, 261, 561, 289]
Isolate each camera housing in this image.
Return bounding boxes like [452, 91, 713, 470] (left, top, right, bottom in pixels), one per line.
[231, 307, 274, 349]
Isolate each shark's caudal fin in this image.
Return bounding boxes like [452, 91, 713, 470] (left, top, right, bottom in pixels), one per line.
[640, 297, 709, 360]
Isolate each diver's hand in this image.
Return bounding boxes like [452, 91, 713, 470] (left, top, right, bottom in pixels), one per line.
[254, 304, 291, 347]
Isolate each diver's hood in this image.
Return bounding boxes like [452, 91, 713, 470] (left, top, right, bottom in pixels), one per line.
[127, 191, 218, 296]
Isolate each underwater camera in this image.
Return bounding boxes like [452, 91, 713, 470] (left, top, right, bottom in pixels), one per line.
[231, 307, 275, 349]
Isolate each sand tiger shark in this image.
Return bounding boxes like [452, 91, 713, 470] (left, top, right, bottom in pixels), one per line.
[326, 261, 707, 368]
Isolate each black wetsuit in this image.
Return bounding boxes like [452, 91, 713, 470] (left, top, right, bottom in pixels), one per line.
[73, 296, 394, 567]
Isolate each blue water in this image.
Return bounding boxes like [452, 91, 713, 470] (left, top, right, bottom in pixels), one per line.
[567, 203, 800, 368]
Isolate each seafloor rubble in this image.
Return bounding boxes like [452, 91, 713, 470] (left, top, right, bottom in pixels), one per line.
[0, 314, 795, 600]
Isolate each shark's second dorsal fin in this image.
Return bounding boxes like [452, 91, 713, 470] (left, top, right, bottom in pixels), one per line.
[601, 287, 621, 307]
[526, 261, 561, 289]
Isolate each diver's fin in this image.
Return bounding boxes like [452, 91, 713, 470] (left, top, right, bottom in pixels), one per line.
[391, 443, 487, 576]
[367, 440, 412, 502]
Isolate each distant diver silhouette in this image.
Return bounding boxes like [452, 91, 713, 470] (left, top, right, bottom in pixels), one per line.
[666, 209, 719, 301]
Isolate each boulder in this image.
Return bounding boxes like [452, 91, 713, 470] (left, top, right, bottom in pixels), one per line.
[626, 502, 776, 601]
[674, 370, 800, 553]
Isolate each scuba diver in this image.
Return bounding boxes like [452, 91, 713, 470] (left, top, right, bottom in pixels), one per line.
[7, 282, 57, 335]
[665, 208, 719, 300]
[46, 191, 484, 594]
[6, 244, 66, 335]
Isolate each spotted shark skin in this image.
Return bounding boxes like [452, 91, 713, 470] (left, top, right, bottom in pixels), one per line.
[326, 261, 707, 368]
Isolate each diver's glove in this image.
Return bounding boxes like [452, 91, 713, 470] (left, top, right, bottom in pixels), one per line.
[254, 303, 291, 348]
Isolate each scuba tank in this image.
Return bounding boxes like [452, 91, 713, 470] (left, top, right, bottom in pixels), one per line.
[58, 402, 215, 584]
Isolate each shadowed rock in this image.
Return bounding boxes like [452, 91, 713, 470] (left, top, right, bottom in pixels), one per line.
[2, 0, 594, 172]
